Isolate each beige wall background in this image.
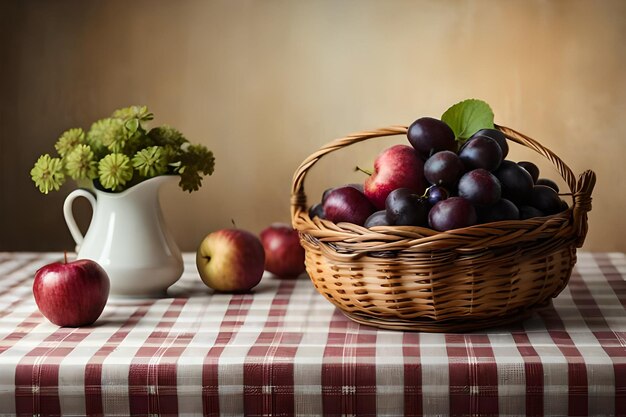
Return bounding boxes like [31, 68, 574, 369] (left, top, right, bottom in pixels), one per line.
[1, 0, 624, 252]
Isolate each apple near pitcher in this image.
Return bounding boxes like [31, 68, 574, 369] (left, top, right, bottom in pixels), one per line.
[33, 254, 110, 327]
[196, 229, 265, 292]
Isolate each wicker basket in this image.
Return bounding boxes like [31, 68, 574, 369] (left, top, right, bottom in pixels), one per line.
[291, 125, 596, 332]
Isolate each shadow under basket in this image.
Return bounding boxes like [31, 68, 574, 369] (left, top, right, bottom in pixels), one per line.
[291, 125, 596, 332]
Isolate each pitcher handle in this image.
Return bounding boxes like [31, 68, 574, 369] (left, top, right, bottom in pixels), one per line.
[63, 189, 97, 252]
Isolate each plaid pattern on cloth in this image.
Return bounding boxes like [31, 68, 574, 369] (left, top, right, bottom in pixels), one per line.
[0, 252, 624, 416]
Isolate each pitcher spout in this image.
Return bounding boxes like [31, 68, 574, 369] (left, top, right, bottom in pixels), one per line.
[97, 175, 179, 200]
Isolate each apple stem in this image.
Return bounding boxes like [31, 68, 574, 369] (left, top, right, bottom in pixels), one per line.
[64, 251, 68, 264]
[355, 166, 373, 176]
[231, 219, 237, 229]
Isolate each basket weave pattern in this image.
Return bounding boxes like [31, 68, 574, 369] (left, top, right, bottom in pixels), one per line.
[291, 125, 596, 332]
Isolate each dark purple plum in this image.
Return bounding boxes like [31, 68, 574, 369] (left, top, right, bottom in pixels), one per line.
[323, 186, 376, 226]
[529, 185, 561, 215]
[458, 169, 501, 206]
[536, 178, 559, 193]
[424, 151, 465, 187]
[322, 183, 363, 203]
[407, 117, 457, 159]
[494, 160, 534, 204]
[426, 185, 449, 206]
[428, 197, 477, 232]
[308, 203, 325, 219]
[518, 161, 540, 183]
[477, 199, 519, 223]
[364, 210, 391, 228]
[458, 136, 503, 172]
[471, 128, 509, 159]
[559, 199, 569, 212]
[518, 205, 545, 220]
[385, 188, 429, 226]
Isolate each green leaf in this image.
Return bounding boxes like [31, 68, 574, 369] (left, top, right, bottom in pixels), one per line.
[125, 118, 140, 134]
[178, 170, 203, 192]
[174, 144, 215, 192]
[441, 99, 494, 141]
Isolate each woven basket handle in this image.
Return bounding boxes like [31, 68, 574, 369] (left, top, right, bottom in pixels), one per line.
[497, 125, 596, 247]
[291, 126, 407, 219]
[291, 125, 596, 247]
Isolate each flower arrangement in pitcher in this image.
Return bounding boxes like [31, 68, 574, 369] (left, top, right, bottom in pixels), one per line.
[30, 105, 215, 193]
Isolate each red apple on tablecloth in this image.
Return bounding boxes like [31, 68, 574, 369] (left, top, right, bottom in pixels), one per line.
[363, 144, 426, 209]
[196, 229, 265, 292]
[260, 223, 305, 278]
[33, 255, 110, 327]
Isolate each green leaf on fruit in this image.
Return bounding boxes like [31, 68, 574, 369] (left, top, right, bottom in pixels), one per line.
[441, 99, 494, 142]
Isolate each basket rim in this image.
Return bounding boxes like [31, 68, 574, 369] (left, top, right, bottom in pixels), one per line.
[290, 124, 596, 249]
[294, 205, 574, 248]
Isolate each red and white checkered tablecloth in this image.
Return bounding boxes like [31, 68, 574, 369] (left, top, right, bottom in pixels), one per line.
[0, 252, 625, 416]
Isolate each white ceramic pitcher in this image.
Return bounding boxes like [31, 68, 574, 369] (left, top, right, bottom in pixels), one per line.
[63, 175, 184, 297]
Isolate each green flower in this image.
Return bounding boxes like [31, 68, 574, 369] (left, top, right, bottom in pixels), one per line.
[182, 144, 215, 175]
[176, 144, 215, 192]
[31, 105, 215, 194]
[132, 146, 168, 177]
[98, 153, 133, 191]
[88, 118, 127, 153]
[54, 128, 85, 157]
[30, 154, 65, 194]
[112, 105, 154, 122]
[65, 144, 97, 180]
[113, 106, 153, 138]
[148, 125, 187, 148]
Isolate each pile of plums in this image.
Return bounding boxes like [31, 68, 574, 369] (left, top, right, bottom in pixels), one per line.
[308, 117, 568, 232]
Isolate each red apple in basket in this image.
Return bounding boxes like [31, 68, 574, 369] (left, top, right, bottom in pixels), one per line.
[33, 255, 110, 327]
[363, 144, 426, 209]
[196, 229, 265, 292]
[260, 223, 306, 278]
